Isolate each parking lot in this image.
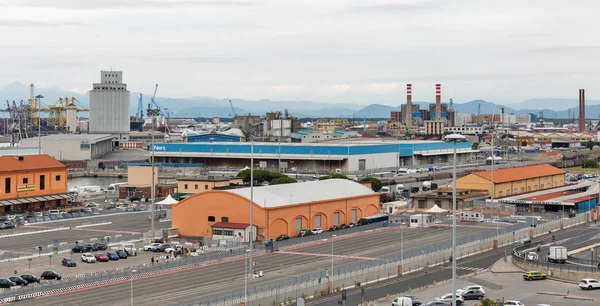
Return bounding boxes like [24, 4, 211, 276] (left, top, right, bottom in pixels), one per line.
[375, 270, 598, 306]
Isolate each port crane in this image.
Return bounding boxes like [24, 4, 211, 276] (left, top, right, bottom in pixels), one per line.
[229, 99, 236, 117]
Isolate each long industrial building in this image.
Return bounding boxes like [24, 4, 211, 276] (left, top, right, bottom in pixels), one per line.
[172, 179, 380, 240]
[149, 139, 476, 172]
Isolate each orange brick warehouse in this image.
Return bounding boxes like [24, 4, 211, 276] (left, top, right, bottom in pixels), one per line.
[171, 179, 381, 241]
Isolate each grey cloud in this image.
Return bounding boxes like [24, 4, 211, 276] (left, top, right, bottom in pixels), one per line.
[529, 45, 600, 53]
[2, 0, 255, 9]
[0, 19, 86, 27]
[339, 1, 444, 14]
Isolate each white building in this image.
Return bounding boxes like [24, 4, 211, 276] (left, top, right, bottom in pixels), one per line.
[20, 134, 113, 161]
[89, 71, 130, 145]
[409, 214, 434, 228]
[454, 113, 473, 127]
[445, 126, 484, 135]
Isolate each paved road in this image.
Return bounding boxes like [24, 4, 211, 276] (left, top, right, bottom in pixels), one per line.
[0, 213, 171, 255]
[10, 225, 500, 305]
[305, 225, 594, 306]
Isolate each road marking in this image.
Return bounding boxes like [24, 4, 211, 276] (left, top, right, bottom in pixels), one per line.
[71, 228, 134, 234]
[435, 224, 501, 229]
[277, 250, 376, 260]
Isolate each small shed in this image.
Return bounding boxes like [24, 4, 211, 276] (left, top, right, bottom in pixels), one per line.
[410, 214, 434, 228]
[460, 209, 485, 222]
[382, 200, 409, 214]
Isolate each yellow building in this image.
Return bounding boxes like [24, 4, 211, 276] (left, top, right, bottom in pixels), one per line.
[177, 176, 244, 194]
[456, 164, 565, 198]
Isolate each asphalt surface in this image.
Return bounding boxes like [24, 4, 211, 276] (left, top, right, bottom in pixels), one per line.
[305, 224, 595, 306]
[9, 224, 501, 306]
[0, 213, 171, 255]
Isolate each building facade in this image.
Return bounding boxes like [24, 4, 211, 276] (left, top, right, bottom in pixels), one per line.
[172, 179, 380, 240]
[456, 164, 565, 198]
[89, 70, 131, 144]
[177, 177, 243, 194]
[0, 154, 69, 213]
[20, 134, 113, 161]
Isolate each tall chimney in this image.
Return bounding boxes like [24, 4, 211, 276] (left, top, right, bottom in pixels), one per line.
[406, 84, 412, 126]
[579, 89, 585, 131]
[435, 84, 441, 120]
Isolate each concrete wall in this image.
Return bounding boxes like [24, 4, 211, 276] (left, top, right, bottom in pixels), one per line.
[172, 191, 380, 240]
[347, 152, 398, 171]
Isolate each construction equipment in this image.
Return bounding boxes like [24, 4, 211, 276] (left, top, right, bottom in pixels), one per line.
[147, 84, 161, 115]
[229, 99, 236, 117]
[41, 97, 88, 129]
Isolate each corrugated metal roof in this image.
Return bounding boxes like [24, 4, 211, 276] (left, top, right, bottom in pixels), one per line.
[225, 179, 375, 208]
[473, 164, 565, 184]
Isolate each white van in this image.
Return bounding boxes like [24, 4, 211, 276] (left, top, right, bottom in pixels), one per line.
[48, 210, 60, 216]
[392, 297, 412, 306]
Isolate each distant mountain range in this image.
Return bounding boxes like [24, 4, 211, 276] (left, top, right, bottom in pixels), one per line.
[1, 82, 598, 119]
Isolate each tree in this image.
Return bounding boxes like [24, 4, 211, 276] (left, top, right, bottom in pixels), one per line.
[521, 141, 527, 147]
[581, 159, 598, 169]
[319, 173, 349, 180]
[472, 142, 479, 150]
[379, 193, 391, 203]
[269, 176, 297, 185]
[361, 177, 382, 192]
[584, 140, 596, 150]
[236, 169, 289, 184]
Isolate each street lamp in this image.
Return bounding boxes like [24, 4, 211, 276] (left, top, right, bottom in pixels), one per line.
[531, 197, 536, 229]
[444, 133, 467, 306]
[35, 94, 44, 154]
[331, 234, 337, 291]
[147, 108, 161, 239]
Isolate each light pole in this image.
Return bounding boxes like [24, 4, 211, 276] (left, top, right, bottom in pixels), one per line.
[35, 94, 44, 154]
[331, 234, 337, 291]
[147, 108, 160, 238]
[445, 133, 466, 306]
[249, 138, 254, 276]
[130, 269, 137, 306]
[531, 197, 536, 229]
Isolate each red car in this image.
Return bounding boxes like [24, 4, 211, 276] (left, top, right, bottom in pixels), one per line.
[94, 254, 109, 262]
[339, 224, 350, 229]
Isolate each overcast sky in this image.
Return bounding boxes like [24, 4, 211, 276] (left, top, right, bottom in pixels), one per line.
[0, 0, 598, 106]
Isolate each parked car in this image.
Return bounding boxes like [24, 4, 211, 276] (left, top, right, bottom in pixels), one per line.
[456, 285, 485, 295]
[311, 228, 323, 234]
[339, 224, 350, 229]
[144, 243, 162, 251]
[298, 229, 313, 237]
[94, 254, 109, 262]
[404, 296, 421, 306]
[156, 244, 172, 252]
[20, 274, 40, 284]
[150, 243, 167, 252]
[164, 245, 183, 254]
[276, 234, 289, 241]
[0, 279, 15, 288]
[348, 222, 357, 227]
[62, 258, 77, 267]
[436, 294, 465, 305]
[502, 301, 524, 306]
[62, 213, 73, 219]
[72, 245, 93, 253]
[115, 249, 128, 259]
[460, 289, 484, 300]
[9, 276, 28, 286]
[81, 253, 96, 263]
[393, 296, 421, 306]
[579, 278, 600, 290]
[523, 271, 546, 281]
[40, 271, 62, 280]
[424, 302, 449, 306]
[92, 243, 108, 251]
[328, 225, 340, 232]
[106, 252, 119, 260]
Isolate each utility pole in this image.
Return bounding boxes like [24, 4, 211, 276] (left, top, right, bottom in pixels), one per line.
[147, 108, 160, 238]
[35, 95, 44, 154]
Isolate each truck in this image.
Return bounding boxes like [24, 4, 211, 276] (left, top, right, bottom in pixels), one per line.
[547, 246, 567, 264]
[422, 181, 438, 191]
[380, 184, 406, 195]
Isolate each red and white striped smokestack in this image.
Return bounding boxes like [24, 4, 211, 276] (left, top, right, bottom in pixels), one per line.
[406, 84, 412, 126]
[435, 84, 441, 120]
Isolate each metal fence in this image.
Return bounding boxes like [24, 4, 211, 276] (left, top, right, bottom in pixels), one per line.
[0, 212, 588, 304]
[513, 252, 599, 274]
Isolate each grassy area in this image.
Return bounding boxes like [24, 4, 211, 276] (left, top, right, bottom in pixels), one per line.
[564, 166, 599, 174]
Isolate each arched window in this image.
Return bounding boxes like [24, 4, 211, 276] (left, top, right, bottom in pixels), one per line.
[208, 216, 215, 222]
[221, 216, 229, 222]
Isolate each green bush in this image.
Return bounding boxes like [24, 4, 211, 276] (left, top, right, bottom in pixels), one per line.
[361, 177, 383, 192]
[269, 176, 297, 185]
[582, 159, 598, 169]
[319, 173, 348, 180]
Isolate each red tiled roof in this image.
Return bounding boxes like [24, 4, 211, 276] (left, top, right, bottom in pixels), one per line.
[210, 222, 250, 229]
[0, 154, 66, 172]
[473, 164, 565, 184]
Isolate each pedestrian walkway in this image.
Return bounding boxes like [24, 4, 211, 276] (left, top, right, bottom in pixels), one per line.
[490, 256, 523, 273]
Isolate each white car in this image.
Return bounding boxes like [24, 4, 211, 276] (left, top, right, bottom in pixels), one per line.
[579, 278, 600, 290]
[503, 301, 524, 306]
[81, 253, 96, 263]
[526, 252, 539, 261]
[311, 228, 323, 234]
[144, 243, 161, 251]
[164, 245, 182, 254]
[436, 293, 465, 304]
[456, 285, 486, 295]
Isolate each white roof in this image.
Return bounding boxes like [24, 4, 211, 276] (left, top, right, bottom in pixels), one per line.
[425, 204, 447, 213]
[225, 179, 375, 208]
[156, 194, 178, 205]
